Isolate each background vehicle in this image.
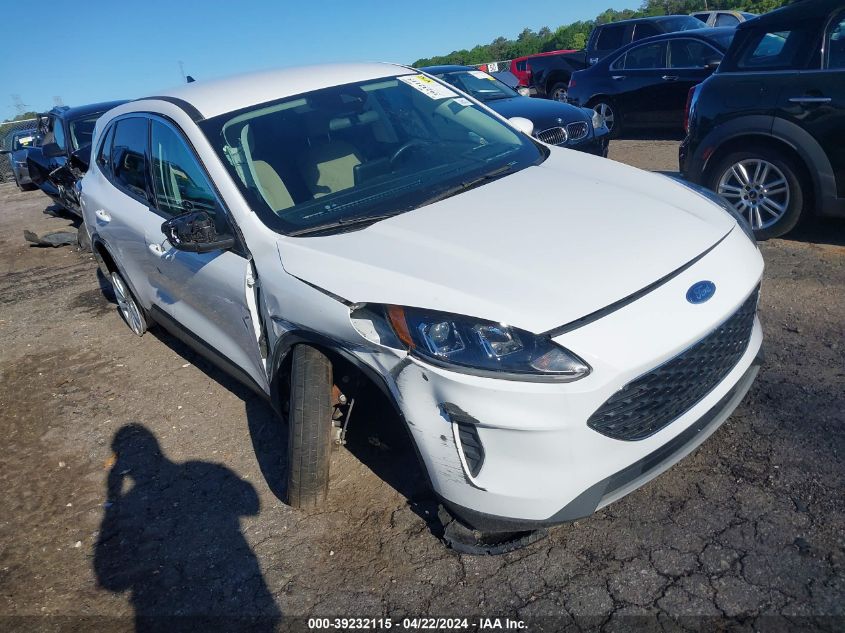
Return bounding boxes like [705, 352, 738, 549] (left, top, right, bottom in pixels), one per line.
[680, 0, 845, 239]
[520, 51, 589, 102]
[586, 15, 706, 65]
[27, 101, 126, 216]
[691, 10, 757, 28]
[422, 65, 609, 156]
[568, 28, 736, 137]
[509, 49, 579, 92]
[1, 128, 39, 190]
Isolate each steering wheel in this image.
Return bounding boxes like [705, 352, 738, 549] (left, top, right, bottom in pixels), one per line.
[389, 139, 430, 166]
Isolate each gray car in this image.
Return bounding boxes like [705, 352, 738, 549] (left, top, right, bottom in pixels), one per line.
[2, 128, 39, 190]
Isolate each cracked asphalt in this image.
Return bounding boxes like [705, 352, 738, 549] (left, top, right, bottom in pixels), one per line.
[0, 139, 843, 631]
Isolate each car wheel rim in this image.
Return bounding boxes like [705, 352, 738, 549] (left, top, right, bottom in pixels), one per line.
[717, 159, 790, 230]
[111, 272, 143, 335]
[552, 88, 568, 102]
[595, 103, 614, 131]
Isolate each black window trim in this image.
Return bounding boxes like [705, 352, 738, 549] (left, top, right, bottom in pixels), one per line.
[822, 8, 845, 70]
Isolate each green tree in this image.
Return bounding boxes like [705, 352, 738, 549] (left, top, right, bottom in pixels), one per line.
[411, 0, 790, 67]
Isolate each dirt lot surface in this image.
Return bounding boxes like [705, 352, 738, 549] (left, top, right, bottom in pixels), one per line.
[1, 140, 843, 631]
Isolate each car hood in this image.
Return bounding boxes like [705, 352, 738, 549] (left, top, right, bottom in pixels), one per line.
[278, 150, 736, 334]
[484, 96, 590, 127]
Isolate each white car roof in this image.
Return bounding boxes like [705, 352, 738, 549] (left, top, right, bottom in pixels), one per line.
[145, 62, 414, 120]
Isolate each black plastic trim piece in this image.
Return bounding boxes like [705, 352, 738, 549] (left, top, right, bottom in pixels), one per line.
[544, 230, 731, 338]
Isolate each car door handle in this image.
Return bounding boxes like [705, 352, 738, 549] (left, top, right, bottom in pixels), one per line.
[148, 243, 165, 256]
[788, 96, 831, 104]
[661, 75, 679, 81]
[94, 209, 111, 222]
[611, 75, 626, 81]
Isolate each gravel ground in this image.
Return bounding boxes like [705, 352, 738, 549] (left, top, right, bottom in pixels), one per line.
[0, 140, 843, 631]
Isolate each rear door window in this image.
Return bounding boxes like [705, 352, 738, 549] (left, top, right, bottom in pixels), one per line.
[110, 117, 150, 201]
[597, 24, 626, 51]
[622, 42, 667, 69]
[669, 39, 722, 68]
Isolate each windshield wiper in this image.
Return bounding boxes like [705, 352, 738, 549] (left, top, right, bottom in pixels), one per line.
[288, 212, 402, 237]
[417, 162, 519, 207]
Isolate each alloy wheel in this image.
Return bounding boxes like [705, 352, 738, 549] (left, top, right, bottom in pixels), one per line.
[551, 87, 568, 102]
[717, 159, 790, 230]
[111, 272, 144, 335]
[593, 103, 614, 132]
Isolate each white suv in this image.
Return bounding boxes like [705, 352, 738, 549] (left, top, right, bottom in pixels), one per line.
[80, 63, 763, 545]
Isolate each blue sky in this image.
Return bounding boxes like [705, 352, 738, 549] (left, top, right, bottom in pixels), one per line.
[0, 0, 639, 120]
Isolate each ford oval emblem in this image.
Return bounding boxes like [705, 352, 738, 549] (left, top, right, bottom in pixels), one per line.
[686, 281, 716, 304]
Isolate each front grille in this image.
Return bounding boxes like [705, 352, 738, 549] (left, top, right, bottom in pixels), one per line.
[567, 121, 589, 141]
[587, 287, 759, 441]
[536, 126, 567, 145]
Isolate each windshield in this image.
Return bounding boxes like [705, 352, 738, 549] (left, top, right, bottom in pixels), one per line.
[200, 74, 545, 236]
[435, 70, 519, 101]
[69, 114, 102, 150]
[661, 16, 707, 32]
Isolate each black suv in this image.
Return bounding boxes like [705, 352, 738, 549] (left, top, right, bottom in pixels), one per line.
[27, 101, 126, 216]
[680, 0, 845, 239]
[586, 15, 706, 65]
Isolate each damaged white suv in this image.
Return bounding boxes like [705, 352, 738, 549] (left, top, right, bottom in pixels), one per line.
[80, 63, 763, 545]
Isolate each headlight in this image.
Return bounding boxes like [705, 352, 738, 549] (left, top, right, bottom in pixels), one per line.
[591, 109, 605, 130]
[671, 178, 757, 245]
[383, 305, 590, 382]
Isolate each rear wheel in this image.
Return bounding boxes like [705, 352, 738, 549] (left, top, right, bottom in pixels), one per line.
[708, 147, 807, 239]
[110, 271, 147, 336]
[590, 99, 620, 138]
[286, 345, 334, 509]
[549, 82, 569, 102]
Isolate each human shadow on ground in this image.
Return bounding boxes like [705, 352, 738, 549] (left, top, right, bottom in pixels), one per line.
[93, 423, 282, 632]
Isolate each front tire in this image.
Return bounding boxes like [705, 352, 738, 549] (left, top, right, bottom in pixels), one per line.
[110, 271, 147, 336]
[549, 82, 569, 102]
[590, 99, 621, 138]
[708, 147, 807, 240]
[286, 345, 334, 509]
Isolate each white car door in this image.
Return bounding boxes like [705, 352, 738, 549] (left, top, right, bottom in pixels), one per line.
[144, 116, 268, 393]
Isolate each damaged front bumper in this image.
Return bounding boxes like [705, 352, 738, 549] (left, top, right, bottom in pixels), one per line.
[353, 229, 763, 533]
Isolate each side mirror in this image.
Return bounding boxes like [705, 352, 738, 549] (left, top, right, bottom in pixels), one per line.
[161, 210, 235, 253]
[41, 141, 65, 158]
[509, 116, 535, 136]
[69, 145, 91, 172]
